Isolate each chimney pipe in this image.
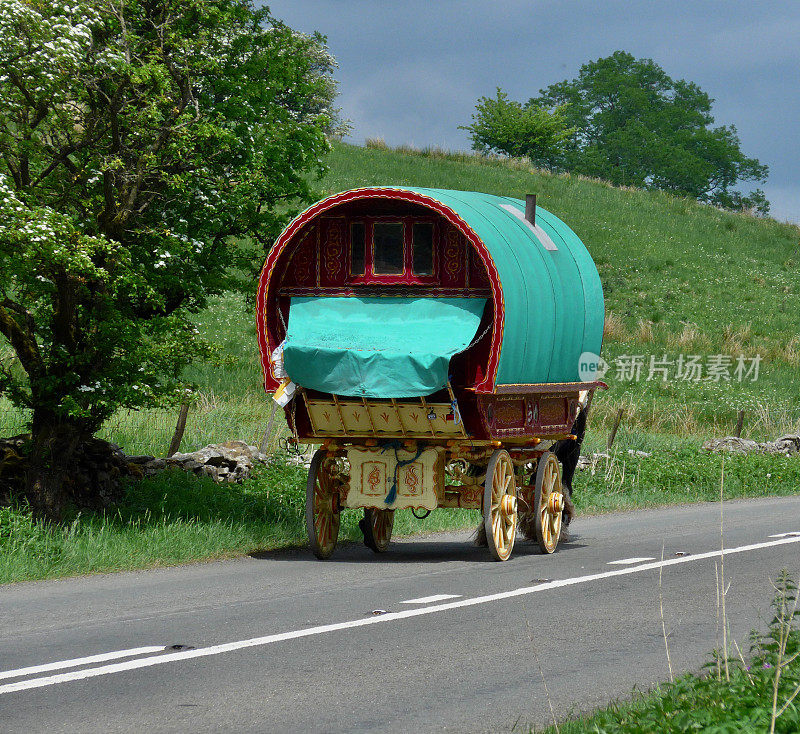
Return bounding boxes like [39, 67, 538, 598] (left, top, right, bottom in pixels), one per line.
[525, 194, 537, 226]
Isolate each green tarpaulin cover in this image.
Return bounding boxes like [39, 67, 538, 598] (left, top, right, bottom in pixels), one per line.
[283, 296, 486, 398]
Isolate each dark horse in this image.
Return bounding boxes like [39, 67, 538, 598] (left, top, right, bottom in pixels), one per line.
[551, 403, 588, 527]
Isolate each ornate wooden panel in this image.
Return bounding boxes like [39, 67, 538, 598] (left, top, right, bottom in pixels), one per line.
[345, 446, 442, 510]
[494, 398, 526, 429]
[478, 392, 579, 438]
[439, 485, 483, 509]
[319, 218, 347, 287]
[469, 246, 490, 288]
[440, 225, 467, 288]
[535, 396, 569, 428]
[281, 227, 317, 288]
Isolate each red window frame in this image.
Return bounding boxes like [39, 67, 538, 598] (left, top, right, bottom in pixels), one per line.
[348, 216, 438, 285]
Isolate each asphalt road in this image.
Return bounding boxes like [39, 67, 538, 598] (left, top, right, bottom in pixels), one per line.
[2, 496, 800, 733]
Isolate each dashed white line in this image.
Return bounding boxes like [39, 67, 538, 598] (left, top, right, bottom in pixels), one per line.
[400, 594, 461, 605]
[769, 532, 800, 539]
[0, 646, 166, 682]
[3, 535, 799, 697]
[607, 557, 655, 566]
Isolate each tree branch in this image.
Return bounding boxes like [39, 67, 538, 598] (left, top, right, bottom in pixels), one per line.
[0, 298, 43, 379]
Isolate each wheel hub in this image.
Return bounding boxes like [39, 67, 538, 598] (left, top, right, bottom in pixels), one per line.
[501, 494, 517, 516]
[547, 491, 564, 514]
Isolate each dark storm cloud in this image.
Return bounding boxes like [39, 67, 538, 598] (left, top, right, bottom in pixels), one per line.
[265, 1, 800, 221]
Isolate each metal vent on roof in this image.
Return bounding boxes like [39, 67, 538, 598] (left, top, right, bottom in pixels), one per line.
[499, 204, 558, 251]
[525, 194, 537, 225]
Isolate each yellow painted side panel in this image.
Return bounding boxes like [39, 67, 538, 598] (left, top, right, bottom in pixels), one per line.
[366, 403, 404, 434]
[307, 398, 463, 438]
[307, 401, 344, 433]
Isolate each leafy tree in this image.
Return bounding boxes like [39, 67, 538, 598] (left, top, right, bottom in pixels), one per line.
[532, 51, 769, 213]
[460, 88, 573, 168]
[0, 0, 337, 516]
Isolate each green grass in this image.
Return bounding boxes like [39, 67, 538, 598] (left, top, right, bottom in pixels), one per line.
[575, 434, 800, 514]
[2, 141, 799, 583]
[532, 573, 800, 733]
[0, 459, 481, 584]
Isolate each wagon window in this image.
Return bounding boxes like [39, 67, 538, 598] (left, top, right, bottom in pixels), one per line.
[373, 222, 404, 274]
[412, 223, 433, 275]
[350, 222, 365, 276]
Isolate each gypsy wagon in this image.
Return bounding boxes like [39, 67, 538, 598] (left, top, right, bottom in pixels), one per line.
[256, 187, 605, 561]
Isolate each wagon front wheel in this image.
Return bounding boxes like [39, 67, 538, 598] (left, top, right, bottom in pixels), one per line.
[306, 448, 340, 559]
[361, 508, 394, 553]
[534, 452, 564, 554]
[483, 449, 517, 561]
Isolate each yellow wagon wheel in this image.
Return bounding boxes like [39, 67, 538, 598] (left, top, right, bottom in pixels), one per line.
[361, 508, 394, 553]
[483, 449, 518, 561]
[306, 448, 340, 559]
[533, 452, 564, 554]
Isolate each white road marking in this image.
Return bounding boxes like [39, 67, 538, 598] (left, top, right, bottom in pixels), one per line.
[769, 532, 800, 538]
[607, 557, 655, 566]
[3, 535, 800, 697]
[400, 594, 461, 605]
[0, 646, 166, 682]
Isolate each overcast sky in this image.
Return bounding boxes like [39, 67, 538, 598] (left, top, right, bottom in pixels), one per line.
[265, 1, 800, 222]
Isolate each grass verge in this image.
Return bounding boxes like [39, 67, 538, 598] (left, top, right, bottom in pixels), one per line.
[0, 460, 479, 584]
[532, 572, 800, 733]
[2, 437, 798, 585]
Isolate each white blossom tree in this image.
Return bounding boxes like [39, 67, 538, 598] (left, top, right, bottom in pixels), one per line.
[0, 0, 337, 516]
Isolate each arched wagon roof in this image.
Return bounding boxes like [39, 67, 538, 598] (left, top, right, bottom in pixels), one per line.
[256, 187, 604, 393]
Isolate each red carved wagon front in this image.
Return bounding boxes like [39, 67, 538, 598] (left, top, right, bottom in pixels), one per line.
[257, 187, 605, 560]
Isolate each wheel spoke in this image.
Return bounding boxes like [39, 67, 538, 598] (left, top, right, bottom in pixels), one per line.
[493, 524, 504, 550]
[318, 514, 328, 542]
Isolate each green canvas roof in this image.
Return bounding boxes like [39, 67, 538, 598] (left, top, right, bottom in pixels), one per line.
[403, 188, 604, 387]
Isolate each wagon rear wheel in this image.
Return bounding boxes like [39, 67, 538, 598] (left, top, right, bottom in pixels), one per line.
[306, 448, 340, 559]
[533, 452, 564, 554]
[483, 449, 517, 561]
[361, 508, 394, 553]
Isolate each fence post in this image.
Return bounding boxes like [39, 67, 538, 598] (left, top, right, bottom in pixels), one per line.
[607, 407, 624, 451]
[167, 402, 190, 457]
[734, 410, 745, 438]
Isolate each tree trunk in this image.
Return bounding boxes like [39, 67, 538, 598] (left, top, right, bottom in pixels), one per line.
[24, 417, 85, 520]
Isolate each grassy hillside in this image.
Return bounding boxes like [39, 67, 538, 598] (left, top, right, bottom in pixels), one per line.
[2, 141, 799, 582]
[2, 141, 799, 452]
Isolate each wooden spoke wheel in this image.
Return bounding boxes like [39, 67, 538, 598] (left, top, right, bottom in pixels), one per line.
[483, 449, 518, 561]
[361, 508, 394, 553]
[306, 448, 340, 559]
[533, 452, 564, 554]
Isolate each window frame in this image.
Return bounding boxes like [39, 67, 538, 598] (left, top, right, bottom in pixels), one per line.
[348, 215, 438, 284]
